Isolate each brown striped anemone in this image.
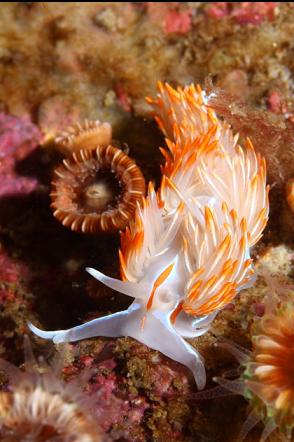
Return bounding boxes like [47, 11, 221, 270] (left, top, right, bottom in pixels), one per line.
[51, 145, 146, 234]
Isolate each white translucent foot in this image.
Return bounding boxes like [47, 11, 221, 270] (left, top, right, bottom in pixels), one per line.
[29, 301, 206, 389]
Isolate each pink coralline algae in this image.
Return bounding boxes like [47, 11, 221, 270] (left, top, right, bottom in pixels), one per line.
[267, 90, 288, 115]
[207, 2, 277, 25]
[207, 2, 230, 20]
[0, 252, 30, 286]
[115, 83, 132, 113]
[0, 113, 42, 197]
[146, 3, 192, 35]
[164, 9, 192, 35]
[232, 2, 277, 25]
[0, 251, 31, 307]
[64, 349, 150, 435]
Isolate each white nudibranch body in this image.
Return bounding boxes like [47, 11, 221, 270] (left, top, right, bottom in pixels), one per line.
[29, 83, 269, 390]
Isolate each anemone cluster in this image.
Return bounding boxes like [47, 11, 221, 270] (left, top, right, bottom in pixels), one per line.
[0, 337, 102, 442]
[50, 120, 146, 234]
[213, 285, 294, 441]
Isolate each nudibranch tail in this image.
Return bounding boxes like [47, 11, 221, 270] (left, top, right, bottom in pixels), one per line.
[30, 82, 269, 390]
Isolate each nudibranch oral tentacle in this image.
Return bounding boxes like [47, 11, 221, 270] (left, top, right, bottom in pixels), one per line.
[29, 82, 269, 390]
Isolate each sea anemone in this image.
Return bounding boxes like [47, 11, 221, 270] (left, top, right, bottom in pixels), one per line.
[51, 145, 146, 234]
[0, 336, 102, 441]
[30, 83, 269, 390]
[212, 286, 294, 441]
[55, 119, 112, 157]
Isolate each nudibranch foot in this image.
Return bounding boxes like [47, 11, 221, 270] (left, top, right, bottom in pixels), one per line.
[29, 299, 206, 390]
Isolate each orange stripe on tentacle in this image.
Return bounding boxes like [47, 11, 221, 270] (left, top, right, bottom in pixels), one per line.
[259, 156, 267, 181]
[156, 189, 165, 209]
[119, 204, 144, 266]
[191, 267, 205, 282]
[204, 206, 215, 229]
[173, 122, 181, 141]
[146, 262, 175, 311]
[165, 138, 178, 157]
[194, 289, 236, 316]
[217, 234, 231, 256]
[199, 125, 218, 148]
[119, 249, 128, 282]
[170, 301, 184, 324]
[154, 116, 166, 135]
[157, 80, 165, 94]
[148, 180, 155, 194]
[120, 226, 130, 253]
[197, 139, 219, 158]
[159, 147, 172, 164]
[183, 152, 198, 173]
[187, 279, 203, 302]
[164, 176, 186, 202]
[166, 83, 181, 102]
[245, 137, 255, 153]
[145, 96, 154, 105]
[207, 108, 218, 124]
[184, 282, 237, 317]
[199, 275, 218, 298]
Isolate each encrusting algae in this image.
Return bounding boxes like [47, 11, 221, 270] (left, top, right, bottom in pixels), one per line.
[29, 82, 269, 390]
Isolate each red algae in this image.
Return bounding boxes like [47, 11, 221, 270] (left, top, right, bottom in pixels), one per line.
[164, 9, 192, 35]
[115, 82, 132, 113]
[232, 2, 277, 25]
[206, 3, 230, 20]
[145, 3, 193, 35]
[207, 2, 277, 25]
[0, 113, 42, 197]
[267, 90, 285, 114]
[0, 252, 30, 286]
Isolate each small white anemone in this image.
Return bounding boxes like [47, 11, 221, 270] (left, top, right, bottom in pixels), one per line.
[0, 336, 103, 441]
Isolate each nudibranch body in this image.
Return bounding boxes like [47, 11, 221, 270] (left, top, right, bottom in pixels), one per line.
[29, 83, 269, 390]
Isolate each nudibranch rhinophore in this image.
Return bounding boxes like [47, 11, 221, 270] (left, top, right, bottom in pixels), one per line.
[29, 83, 269, 389]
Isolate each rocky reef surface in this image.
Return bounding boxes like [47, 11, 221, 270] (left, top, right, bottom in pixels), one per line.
[0, 3, 293, 441]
